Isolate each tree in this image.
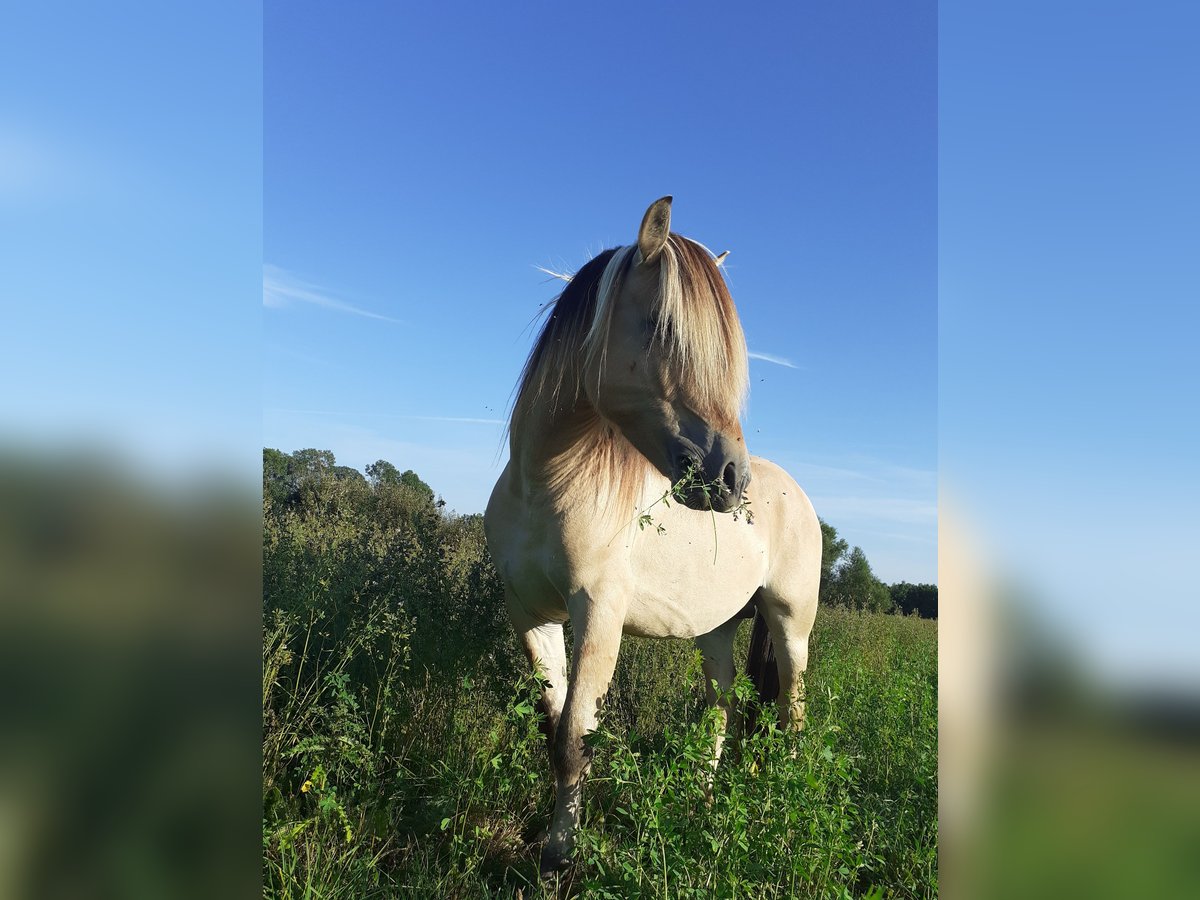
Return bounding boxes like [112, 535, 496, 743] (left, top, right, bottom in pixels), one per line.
[263, 448, 293, 506]
[366, 459, 401, 487]
[827, 546, 893, 613]
[890, 582, 938, 619]
[332, 465, 366, 484]
[398, 469, 436, 506]
[263, 448, 349, 508]
[367, 460, 437, 505]
[290, 448, 336, 481]
[818, 519, 849, 606]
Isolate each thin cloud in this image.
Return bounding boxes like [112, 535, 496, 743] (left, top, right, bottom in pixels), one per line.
[265, 408, 503, 425]
[809, 495, 937, 526]
[748, 350, 800, 369]
[263, 264, 402, 324]
[789, 457, 937, 487]
[408, 415, 505, 425]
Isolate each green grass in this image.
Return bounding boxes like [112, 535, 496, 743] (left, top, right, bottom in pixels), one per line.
[262, 479, 937, 898]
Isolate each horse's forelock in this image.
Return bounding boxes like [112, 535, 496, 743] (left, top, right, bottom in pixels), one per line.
[654, 235, 749, 429]
[511, 236, 748, 443]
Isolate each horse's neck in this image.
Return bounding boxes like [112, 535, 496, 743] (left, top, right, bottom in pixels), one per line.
[510, 397, 651, 521]
[511, 398, 602, 499]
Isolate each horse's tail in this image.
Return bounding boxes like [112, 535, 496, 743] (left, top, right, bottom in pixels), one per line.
[744, 597, 779, 734]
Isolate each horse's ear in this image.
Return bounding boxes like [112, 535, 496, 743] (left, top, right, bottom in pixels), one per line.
[637, 196, 672, 265]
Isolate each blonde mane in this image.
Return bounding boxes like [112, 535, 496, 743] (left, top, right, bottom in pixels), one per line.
[510, 234, 749, 514]
[584, 236, 748, 431]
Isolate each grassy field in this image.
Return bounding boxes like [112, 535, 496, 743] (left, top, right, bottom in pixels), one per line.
[262, 476, 937, 898]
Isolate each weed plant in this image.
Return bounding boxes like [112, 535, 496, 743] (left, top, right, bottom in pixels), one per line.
[263, 476, 936, 898]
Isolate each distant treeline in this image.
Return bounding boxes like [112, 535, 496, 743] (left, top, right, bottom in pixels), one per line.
[263, 447, 936, 619]
[817, 518, 937, 619]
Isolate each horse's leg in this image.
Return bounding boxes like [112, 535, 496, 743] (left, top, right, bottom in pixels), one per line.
[756, 587, 818, 730]
[541, 589, 626, 877]
[508, 601, 568, 752]
[694, 616, 740, 799]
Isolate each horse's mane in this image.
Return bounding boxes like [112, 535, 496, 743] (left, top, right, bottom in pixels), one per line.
[513, 248, 621, 430]
[510, 234, 748, 515]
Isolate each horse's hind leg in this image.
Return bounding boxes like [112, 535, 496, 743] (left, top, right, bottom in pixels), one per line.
[756, 581, 819, 730]
[694, 615, 741, 797]
[508, 599, 568, 752]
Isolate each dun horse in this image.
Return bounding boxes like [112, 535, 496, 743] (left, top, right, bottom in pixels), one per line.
[485, 197, 821, 875]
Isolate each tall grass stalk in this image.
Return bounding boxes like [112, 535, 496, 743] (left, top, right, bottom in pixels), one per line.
[263, 476, 936, 898]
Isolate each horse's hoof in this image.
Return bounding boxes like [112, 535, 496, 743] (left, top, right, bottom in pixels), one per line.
[539, 848, 572, 879]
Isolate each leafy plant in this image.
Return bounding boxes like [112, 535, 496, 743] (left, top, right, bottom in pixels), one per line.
[262, 450, 938, 898]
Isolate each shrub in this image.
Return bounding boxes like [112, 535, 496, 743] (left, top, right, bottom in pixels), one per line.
[262, 456, 937, 898]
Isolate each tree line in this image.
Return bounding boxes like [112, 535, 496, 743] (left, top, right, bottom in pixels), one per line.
[819, 521, 938, 618]
[264, 447, 936, 619]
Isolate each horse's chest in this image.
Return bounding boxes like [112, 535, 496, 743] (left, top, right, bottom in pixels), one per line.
[489, 485, 769, 636]
[487, 509, 574, 620]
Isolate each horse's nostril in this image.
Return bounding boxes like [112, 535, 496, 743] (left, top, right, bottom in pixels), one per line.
[722, 462, 738, 494]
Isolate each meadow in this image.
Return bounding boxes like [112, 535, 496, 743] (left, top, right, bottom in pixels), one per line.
[262, 467, 937, 898]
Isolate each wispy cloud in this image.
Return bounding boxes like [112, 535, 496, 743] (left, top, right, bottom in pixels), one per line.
[809, 495, 937, 526]
[788, 457, 936, 488]
[266, 408, 503, 425]
[748, 350, 800, 369]
[407, 415, 505, 425]
[263, 264, 402, 324]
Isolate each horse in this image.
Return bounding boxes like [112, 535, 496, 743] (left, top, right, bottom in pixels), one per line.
[484, 197, 822, 876]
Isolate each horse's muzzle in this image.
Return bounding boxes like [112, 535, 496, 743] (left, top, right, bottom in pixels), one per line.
[672, 446, 750, 513]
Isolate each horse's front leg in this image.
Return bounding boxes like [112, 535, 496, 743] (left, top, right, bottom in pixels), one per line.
[541, 589, 627, 877]
[511, 614, 569, 754]
[508, 593, 568, 753]
[695, 616, 741, 801]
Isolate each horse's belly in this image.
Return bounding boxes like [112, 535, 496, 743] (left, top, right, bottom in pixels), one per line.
[622, 517, 768, 638]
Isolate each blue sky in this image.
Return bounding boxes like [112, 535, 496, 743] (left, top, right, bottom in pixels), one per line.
[1, 4, 261, 476]
[4, 3, 1197, 684]
[940, 2, 1200, 685]
[264, 1, 938, 585]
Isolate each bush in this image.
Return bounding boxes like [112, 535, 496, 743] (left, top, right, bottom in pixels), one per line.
[262, 454, 937, 898]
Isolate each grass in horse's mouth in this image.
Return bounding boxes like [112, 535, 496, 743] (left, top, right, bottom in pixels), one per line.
[634, 464, 755, 562]
[669, 462, 754, 520]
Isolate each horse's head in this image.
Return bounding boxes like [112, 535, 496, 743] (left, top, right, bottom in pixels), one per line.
[583, 197, 751, 513]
